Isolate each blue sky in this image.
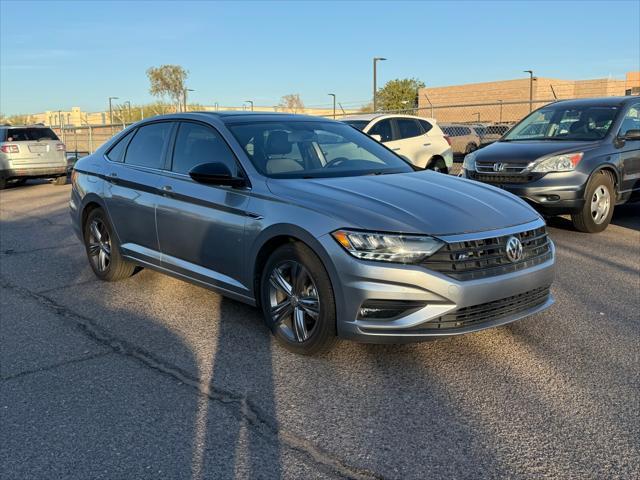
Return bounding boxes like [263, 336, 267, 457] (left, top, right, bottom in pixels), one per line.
[1, 0, 639, 115]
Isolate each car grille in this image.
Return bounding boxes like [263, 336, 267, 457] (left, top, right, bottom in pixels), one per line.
[468, 172, 535, 184]
[409, 286, 551, 332]
[423, 226, 552, 280]
[475, 161, 525, 174]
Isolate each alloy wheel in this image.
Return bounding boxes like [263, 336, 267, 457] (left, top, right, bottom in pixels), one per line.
[268, 261, 320, 343]
[590, 185, 610, 225]
[87, 219, 111, 272]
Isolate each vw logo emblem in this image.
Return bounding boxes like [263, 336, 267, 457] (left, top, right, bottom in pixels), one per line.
[505, 236, 524, 262]
[493, 163, 506, 172]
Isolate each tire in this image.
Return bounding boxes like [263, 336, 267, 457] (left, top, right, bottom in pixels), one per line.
[0, 178, 6, 190]
[52, 176, 67, 185]
[571, 171, 615, 233]
[14, 178, 27, 186]
[427, 158, 448, 174]
[83, 208, 137, 281]
[465, 143, 478, 154]
[260, 242, 338, 355]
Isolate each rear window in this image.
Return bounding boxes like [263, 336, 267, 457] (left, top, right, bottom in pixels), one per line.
[5, 127, 59, 142]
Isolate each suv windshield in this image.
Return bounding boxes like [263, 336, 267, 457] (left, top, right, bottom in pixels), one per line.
[503, 105, 619, 142]
[341, 120, 369, 131]
[228, 120, 413, 178]
[3, 127, 59, 142]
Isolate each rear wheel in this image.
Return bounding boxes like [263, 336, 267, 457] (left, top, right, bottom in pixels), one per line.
[52, 176, 67, 186]
[427, 158, 448, 174]
[260, 242, 337, 355]
[83, 208, 137, 281]
[571, 172, 615, 233]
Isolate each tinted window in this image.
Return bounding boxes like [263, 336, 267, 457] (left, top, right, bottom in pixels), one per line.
[124, 122, 173, 169]
[396, 119, 422, 139]
[6, 127, 59, 141]
[172, 122, 238, 175]
[619, 103, 640, 137]
[368, 119, 393, 142]
[419, 120, 433, 133]
[106, 130, 135, 163]
[342, 120, 369, 131]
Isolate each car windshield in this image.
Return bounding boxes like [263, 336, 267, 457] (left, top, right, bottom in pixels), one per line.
[503, 105, 619, 141]
[227, 120, 413, 179]
[341, 120, 369, 131]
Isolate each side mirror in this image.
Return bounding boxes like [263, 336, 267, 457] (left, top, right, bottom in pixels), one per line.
[369, 134, 383, 142]
[623, 129, 640, 141]
[189, 162, 246, 187]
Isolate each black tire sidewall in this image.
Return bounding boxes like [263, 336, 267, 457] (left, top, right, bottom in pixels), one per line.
[574, 173, 615, 233]
[260, 242, 337, 355]
[83, 208, 124, 280]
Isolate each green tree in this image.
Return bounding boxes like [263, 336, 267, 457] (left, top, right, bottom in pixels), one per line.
[146, 65, 189, 111]
[376, 78, 425, 112]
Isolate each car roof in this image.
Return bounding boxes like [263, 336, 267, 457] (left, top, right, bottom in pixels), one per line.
[339, 113, 438, 123]
[190, 111, 329, 123]
[548, 96, 639, 108]
[0, 124, 50, 129]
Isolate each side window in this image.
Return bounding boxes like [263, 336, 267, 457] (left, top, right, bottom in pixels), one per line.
[172, 122, 238, 175]
[124, 122, 173, 169]
[368, 119, 393, 142]
[419, 120, 433, 134]
[396, 118, 422, 139]
[106, 130, 135, 163]
[619, 103, 640, 137]
[463, 127, 472, 135]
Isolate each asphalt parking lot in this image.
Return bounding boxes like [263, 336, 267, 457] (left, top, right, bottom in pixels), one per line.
[1, 180, 639, 479]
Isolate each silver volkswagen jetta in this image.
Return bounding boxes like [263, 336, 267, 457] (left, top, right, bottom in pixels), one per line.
[70, 112, 555, 354]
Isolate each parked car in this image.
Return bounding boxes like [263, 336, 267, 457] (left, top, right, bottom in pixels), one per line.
[441, 124, 481, 155]
[71, 112, 555, 354]
[340, 114, 453, 173]
[463, 96, 640, 232]
[0, 125, 67, 189]
[482, 124, 512, 145]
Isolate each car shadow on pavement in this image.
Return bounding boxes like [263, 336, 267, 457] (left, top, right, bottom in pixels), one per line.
[545, 202, 639, 232]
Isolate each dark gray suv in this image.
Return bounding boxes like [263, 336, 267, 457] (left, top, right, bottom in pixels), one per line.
[70, 112, 555, 354]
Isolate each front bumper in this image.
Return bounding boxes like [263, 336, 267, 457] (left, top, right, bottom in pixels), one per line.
[1, 166, 67, 180]
[321, 220, 555, 343]
[464, 169, 587, 214]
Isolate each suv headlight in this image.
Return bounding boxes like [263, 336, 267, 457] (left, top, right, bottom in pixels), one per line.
[462, 151, 477, 171]
[332, 230, 444, 263]
[530, 152, 583, 172]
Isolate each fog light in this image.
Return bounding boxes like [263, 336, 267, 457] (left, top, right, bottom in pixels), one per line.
[358, 300, 426, 320]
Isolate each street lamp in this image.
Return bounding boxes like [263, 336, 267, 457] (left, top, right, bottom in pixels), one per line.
[245, 100, 254, 111]
[373, 57, 387, 112]
[108, 97, 118, 134]
[183, 88, 194, 112]
[524, 70, 534, 112]
[328, 93, 336, 119]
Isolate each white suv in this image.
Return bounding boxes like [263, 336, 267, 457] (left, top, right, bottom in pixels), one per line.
[341, 114, 453, 173]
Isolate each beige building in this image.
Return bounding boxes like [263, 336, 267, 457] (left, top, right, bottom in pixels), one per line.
[419, 71, 640, 124]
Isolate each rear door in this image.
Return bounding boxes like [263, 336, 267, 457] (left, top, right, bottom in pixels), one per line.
[388, 117, 431, 165]
[3, 127, 65, 168]
[103, 122, 175, 265]
[617, 102, 640, 195]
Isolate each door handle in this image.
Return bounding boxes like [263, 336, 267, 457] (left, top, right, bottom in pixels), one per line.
[109, 172, 118, 178]
[423, 143, 431, 147]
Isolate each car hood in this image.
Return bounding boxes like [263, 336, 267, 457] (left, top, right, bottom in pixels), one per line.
[266, 171, 540, 236]
[475, 140, 598, 165]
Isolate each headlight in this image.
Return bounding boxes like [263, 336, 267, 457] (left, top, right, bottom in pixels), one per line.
[332, 230, 444, 263]
[462, 151, 477, 171]
[530, 152, 583, 172]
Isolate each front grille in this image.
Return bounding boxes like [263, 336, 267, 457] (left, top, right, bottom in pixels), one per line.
[410, 286, 551, 332]
[423, 226, 552, 280]
[476, 162, 525, 174]
[468, 172, 535, 184]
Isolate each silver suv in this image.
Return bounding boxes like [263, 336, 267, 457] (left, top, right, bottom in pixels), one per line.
[0, 125, 68, 189]
[70, 112, 555, 354]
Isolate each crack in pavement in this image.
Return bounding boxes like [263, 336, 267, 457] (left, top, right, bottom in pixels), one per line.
[1, 351, 113, 381]
[1, 244, 75, 256]
[0, 277, 383, 480]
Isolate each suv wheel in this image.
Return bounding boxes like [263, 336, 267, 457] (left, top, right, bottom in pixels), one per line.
[260, 242, 337, 355]
[571, 171, 614, 233]
[83, 208, 137, 281]
[427, 158, 447, 174]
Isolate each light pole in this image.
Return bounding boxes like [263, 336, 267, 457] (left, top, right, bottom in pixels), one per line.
[328, 93, 336, 119]
[214, 102, 219, 111]
[183, 88, 194, 112]
[373, 57, 387, 112]
[245, 100, 254, 111]
[524, 70, 534, 112]
[108, 96, 118, 134]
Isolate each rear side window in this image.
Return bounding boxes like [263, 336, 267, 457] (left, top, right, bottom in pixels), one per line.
[172, 122, 239, 175]
[368, 119, 393, 142]
[124, 122, 173, 169]
[106, 130, 135, 163]
[396, 119, 422, 139]
[6, 127, 59, 142]
[419, 120, 433, 134]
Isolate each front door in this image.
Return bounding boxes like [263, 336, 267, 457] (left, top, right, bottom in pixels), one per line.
[616, 102, 640, 197]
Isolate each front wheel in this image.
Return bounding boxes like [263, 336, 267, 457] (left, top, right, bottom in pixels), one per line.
[260, 242, 337, 355]
[426, 158, 448, 174]
[571, 172, 614, 233]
